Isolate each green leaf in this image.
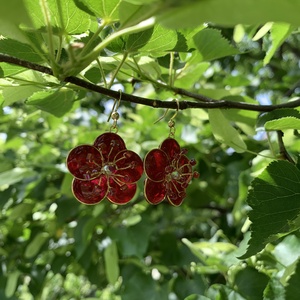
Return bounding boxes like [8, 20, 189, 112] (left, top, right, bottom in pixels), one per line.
[256, 108, 300, 131]
[25, 0, 90, 34]
[263, 276, 285, 300]
[74, 215, 98, 259]
[264, 23, 293, 65]
[273, 235, 300, 267]
[193, 28, 239, 61]
[74, 0, 121, 22]
[126, 24, 177, 53]
[121, 267, 157, 300]
[5, 270, 21, 298]
[104, 241, 120, 284]
[0, 38, 44, 62]
[285, 258, 300, 300]
[0, 168, 36, 189]
[234, 266, 269, 300]
[25, 232, 49, 258]
[109, 216, 153, 258]
[9, 202, 34, 221]
[0, 0, 32, 43]
[0, 63, 25, 77]
[240, 160, 300, 258]
[119, 1, 159, 28]
[175, 62, 210, 89]
[265, 117, 300, 131]
[0, 0, 30, 24]
[26, 89, 75, 117]
[174, 274, 207, 299]
[2, 85, 43, 107]
[158, 0, 300, 28]
[233, 24, 245, 43]
[252, 22, 273, 41]
[208, 109, 247, 153]
[184, 295, 210, 300]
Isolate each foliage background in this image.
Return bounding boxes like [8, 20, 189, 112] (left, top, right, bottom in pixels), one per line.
[1, 0, 300, 299]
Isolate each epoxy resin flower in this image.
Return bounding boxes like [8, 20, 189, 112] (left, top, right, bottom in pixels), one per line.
[67, 133, 143, 205]
[144, 138, 199, 206]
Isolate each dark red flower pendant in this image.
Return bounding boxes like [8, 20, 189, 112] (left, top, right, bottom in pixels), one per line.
[67, 132, 143, 205]
[144, 138, 199, 206]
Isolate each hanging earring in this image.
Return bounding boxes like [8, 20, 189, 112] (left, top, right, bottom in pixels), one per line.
[66, 91, 144, 205]
[144, 100, 199, 206]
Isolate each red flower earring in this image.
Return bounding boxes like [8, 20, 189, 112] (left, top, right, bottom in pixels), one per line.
[66, 93, 144, 205]
[144, 107, 199, 206]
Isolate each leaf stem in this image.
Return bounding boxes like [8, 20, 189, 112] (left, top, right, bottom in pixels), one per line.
[277, 130, 295, 163]
[169, 52, 175, 87]
[79, 20, 107, 58]
[108, 52, 128, 89]
[96, 58, 108, 88]
[56, 36, 63, 63]
[79, 18, 156, 71]
[40, 0, 59, 76]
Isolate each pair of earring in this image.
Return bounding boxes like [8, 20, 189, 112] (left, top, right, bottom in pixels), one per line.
[66, 99, 199, 206]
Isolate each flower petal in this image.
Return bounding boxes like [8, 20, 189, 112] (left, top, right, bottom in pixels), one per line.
[166, 180, 186, 206]
[67, 145, 102, 180]
[93, 132, 126, 162]
[144, 178, 166, 205]
[107, 178, 136, 205]
[114, 150, 143, 183]
[72, 176, 108, 205]
[144, 149, 168, 181]
[160, 138, 181, 160]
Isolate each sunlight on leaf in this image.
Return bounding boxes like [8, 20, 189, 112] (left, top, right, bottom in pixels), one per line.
[256, 108, 300, 131]
[285, 258, 300, 300]
[264, 23, 293, 65]
[252, 22, 273, 41]
[265, 117, 300, 131]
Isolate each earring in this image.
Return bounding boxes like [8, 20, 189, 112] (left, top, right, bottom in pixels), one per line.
[144, 102, 199, 206]
[66, 91, 144, 205]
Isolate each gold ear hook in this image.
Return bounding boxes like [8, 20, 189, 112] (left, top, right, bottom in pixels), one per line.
[154, 99, 180, 124]
[154, 108, 169, 124]
[107, 90, 122, 123]
[168, 99, 179, 137]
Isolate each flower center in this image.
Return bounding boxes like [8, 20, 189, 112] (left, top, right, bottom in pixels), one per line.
[101, 164, 115, 175]
[171, 170, 180, 180]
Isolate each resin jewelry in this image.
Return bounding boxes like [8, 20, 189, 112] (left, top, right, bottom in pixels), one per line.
[144, 106, 199, 206]
[66, 93, 143, 205]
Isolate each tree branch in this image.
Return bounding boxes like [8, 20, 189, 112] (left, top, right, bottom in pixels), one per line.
[2, 53, 300, 112]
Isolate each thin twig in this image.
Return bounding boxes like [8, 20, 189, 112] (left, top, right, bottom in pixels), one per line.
[2, 53, 300, 112]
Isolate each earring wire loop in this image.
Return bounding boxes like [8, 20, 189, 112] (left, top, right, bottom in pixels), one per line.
[107, 90, 122, 123]
[153, 99, 180, 138]
[107, 90, 122, 132]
